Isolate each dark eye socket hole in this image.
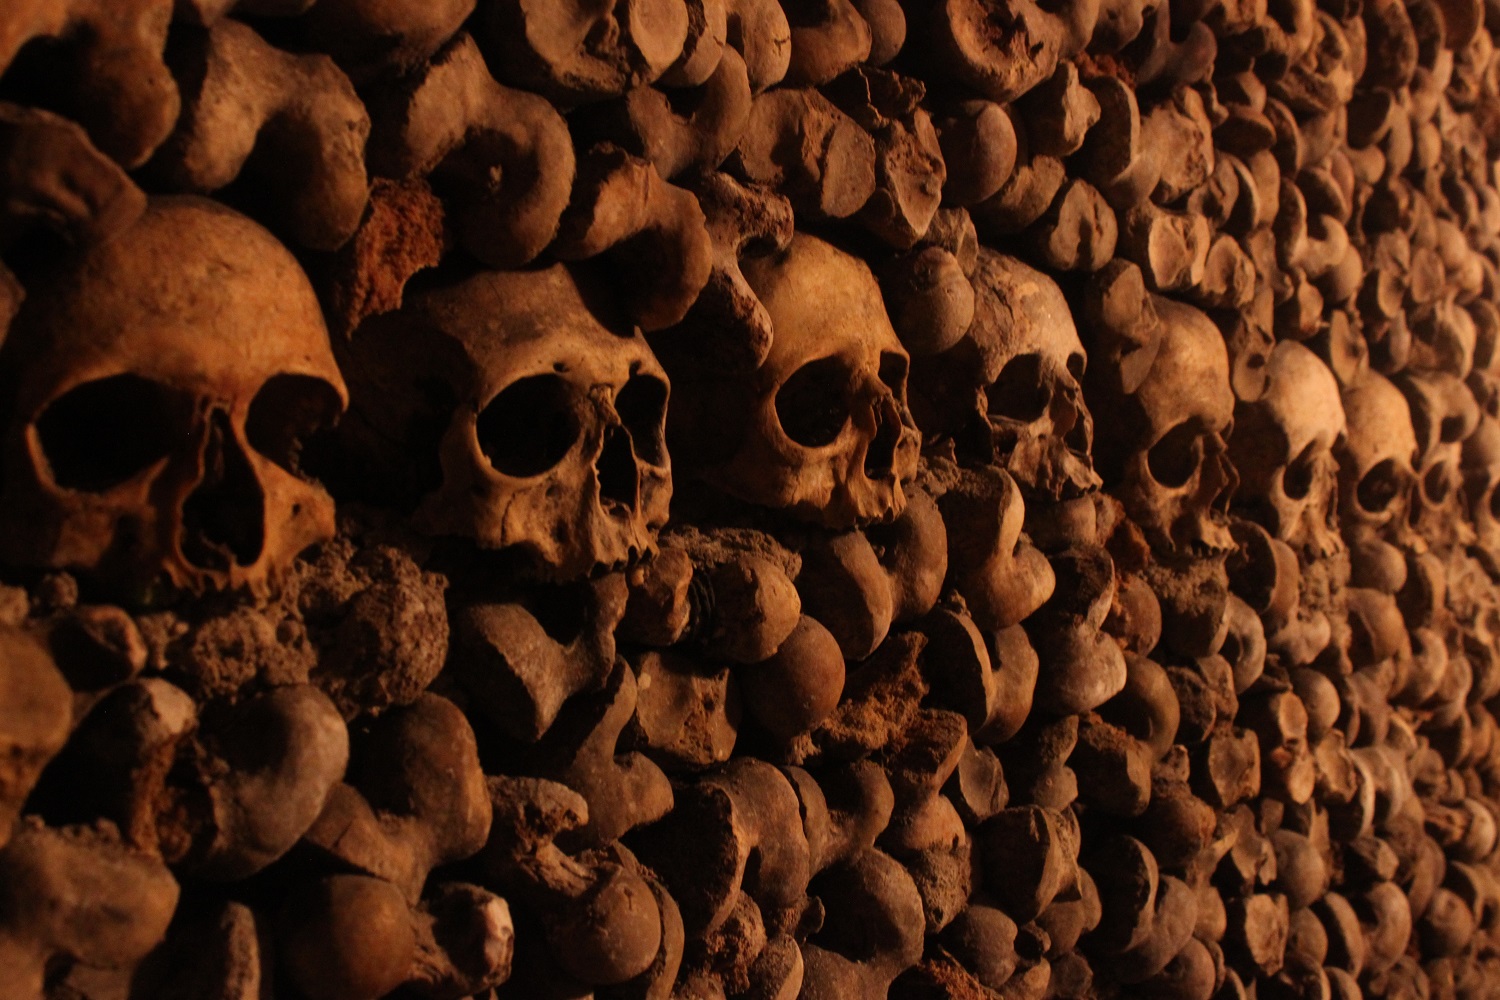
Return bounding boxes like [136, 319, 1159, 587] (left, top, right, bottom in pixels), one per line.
[36, 375, 185, 492]
[1408, 407, 1433, 449]
[1439, 415, 1468, 443]
[1146, 421, 1204, 489]
[1282, 441, 1318, 501]
[614, 374, 668, 467]
[1357, 459, 1402, 514]
[1067, 353, 1086, 381]
[1422, 463, 1451, 504]
[877, 352, 909, 393]
[986, 354, 1050, 422]
[246, 374, 344, 480]
[776, 356, 852, 447]
[477, 374, 580, 477]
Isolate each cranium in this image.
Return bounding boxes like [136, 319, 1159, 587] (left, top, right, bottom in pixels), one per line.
[1394, 370, 1481, 538]
[341, 264, 671, 581]
[1463, 415, 1500, 560]
[674, 233, 920, 527]
[0, 197, 347, 600]
[1228, 341, 1346, 558]
[1335, 371, 1418, 537]
[967, 249, 1100, 499]
[1090, 296, 1237, 559]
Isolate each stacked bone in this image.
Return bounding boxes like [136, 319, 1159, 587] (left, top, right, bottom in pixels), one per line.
[3, 0, 1500, 998]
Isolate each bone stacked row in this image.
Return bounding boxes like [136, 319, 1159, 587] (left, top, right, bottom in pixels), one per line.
[0, 0, 1498, 999]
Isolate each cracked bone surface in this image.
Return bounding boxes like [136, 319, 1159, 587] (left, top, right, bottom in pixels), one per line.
[8, 0, 1500, 998]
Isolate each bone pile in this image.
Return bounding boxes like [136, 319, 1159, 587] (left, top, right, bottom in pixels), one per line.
[3, 0, 1500, 998]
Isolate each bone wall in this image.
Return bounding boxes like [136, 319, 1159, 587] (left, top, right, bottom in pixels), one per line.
[0, 1, 1498, 998]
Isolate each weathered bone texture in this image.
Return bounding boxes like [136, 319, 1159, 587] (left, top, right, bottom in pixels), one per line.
[0, 196, 347, 600]
[149, 17, 371, 251]
[552, 143, 713, 332]
[7, 0, 1500, 999]
[364, 33, 574, 270]
[0, 103, 145, 251]
[0, 0, 179, 169]
[337, 263, 671, 581]
[668, 232, 920, 527]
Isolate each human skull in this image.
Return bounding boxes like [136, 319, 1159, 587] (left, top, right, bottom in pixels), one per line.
[969, 249, 1100, 500]
[0, 197, 348, 600]
[1335, 371, 1419, 536]
[341, 264, 671, 581]
[1090, 296, 1237, 559]
[1463, 415, 1500, 560]
[1228, 341, 1346, 558]
[1394, 370, 1481, 536]
[677, 233, 920, 528]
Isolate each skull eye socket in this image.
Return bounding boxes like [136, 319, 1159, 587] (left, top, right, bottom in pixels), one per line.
[246, 374, 345, 480]
[776, 356, 853, 447]
[987, 354, 1050, 422]
[35, 375, 186, 492]
[477, 374, 580, 478]
[615, 374, 669, 467]
[1356, 459, 1403, 515]
[1422, 463, 1451, 504]
[878, 352, 909, 393]
[1146, 421, 1204, 489]
[1282, 441, 1318, 501]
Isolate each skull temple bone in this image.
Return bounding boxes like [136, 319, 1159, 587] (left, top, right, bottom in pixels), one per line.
[0, 197, 348, 600]
[340, 264, 672, 581]
[668, 233, 921, 528]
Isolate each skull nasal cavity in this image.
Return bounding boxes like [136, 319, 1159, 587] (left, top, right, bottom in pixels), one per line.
[987, 354, 1050, 422]
[1147, 422, 1204, 489]
[181, 411, 265, 571]
[477, 375, 580, 477]
[36, 375, 182, 492]
[777, 357, 852, 447]
[865, 404, 900, 479]
[598, 425, 638, 512]
[1282, 442, 1318, 501]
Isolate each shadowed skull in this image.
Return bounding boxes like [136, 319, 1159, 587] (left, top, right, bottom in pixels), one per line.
[1336, 372, 1419, 538]
[971, 249, 1099, 499]
[1229, 341, 1346, 558]
[680, 233, 920, 527]
[0, 197, 348, 600]
[1395, 370, 1481, 538]
[1464, 416, 1500, 561]
[342, 264, 671, 581]
[1091, 297, 1237, 559]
